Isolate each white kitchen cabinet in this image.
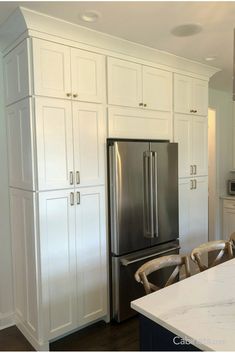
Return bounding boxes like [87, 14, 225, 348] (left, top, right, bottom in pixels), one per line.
[33, 38, 105, 102]
[222, 199, 235, 240]
[174, 114, 208, 177]
[6, 98, 35, 190]
[174, 73, 208, 116]
[108, 106, 172, 140]
[4, 39, 31, 106]
[38, 189, 77, 340]
[108, 57, 172, 111]
[179, 177, 208, 256]
[76, 187, 107, 326]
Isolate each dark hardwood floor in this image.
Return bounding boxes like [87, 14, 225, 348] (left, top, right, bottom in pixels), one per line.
[0, 317, 139, 351]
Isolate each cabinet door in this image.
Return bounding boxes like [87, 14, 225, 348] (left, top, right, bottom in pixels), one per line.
[174, 74, 191, 114]
[174, 114, 192, 177]
[143, 66, 172, 111]
[38, 189, 77, 339]
[35, 98, 74, 190]
[192, 116, 208, 176]
[71, 49, 105, 103]
[189, 176, 208, 249]
[76, 186, 107, 326]
[178, 179, 190, 255]
[6, 99, 35, 190]
[107, 57, 142, 108]
[192, 78, 208, 116]
[223, 206, 235, 240]
[73, 102, 105, 187]
[4, 39, 31, 105]
[32, 39, 71, 99]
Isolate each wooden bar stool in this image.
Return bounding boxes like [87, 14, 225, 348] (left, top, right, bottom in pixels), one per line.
[134, 254, 191, 295]
[191, 240, 233, 272]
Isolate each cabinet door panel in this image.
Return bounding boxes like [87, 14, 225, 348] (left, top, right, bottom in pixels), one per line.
[174, 114, 192, 177]
[39, 190, 77, 339]
[192, 116, 208, 176]
[35, 98, 74, 190]
[73, 103, 105, 187]
[192, 79, 208, 116]
[109, 107, 172, 140]
[4, 39, 31, 105]
[6, 99, 35, 190]
[76, 187, 107, 326]
[174, 74, 191, 114]
[33, 39, 71, 99]
[143, 66, 172, 111]
[107, 57, 142, 108]
[223, 207, 235, 240]
[71, 49, 105, 103]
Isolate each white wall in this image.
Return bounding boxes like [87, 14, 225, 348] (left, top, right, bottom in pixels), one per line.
[0, 53, 14, 328]
[209, 88, 233, 239]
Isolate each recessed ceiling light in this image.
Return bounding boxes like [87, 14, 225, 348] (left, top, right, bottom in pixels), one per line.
[205, 56, 217, 61]
[79, 11, 100, 23]
[171, 24, 202, 37]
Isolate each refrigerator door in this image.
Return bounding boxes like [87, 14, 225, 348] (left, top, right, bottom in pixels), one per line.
[109, 140, 151, 255]
[112, 240, 180, 322]
[150, 142, 179, 246]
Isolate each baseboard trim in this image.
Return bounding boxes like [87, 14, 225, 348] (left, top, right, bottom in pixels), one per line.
[0, 311, 15, 330]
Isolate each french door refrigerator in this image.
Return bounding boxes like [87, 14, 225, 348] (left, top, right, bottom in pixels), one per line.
[107, 139, 179, 322]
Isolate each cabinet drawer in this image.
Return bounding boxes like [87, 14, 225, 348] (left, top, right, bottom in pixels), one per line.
[223, 200, 235, 209]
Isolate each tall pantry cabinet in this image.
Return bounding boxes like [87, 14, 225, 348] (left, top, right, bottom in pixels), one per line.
[5, 38, 107, 349]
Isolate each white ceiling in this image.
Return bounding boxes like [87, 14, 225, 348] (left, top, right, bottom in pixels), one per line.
[0, 1, 234, 92]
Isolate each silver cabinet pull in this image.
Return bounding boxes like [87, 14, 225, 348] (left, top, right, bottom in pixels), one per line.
[190, 180, 193, 190]
[190, 165, 193, 175]
[69, 171, 74, 185]
[143, 103, 147, 107]
[194, 179, 197, 189]
[190, 109, 194, 113]
[77, 192, 80, 205]
[76, 171, 80, 184]
[194, 165, 197, 175]
[139, 103, 143, 106]
[73, 93, 78, 98]
[66, 93, 72, 97]
[70, 192, 74, 206]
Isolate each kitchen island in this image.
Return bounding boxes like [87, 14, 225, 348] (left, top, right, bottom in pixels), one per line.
[131, 258, 235, 351]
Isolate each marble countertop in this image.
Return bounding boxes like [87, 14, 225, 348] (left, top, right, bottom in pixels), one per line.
[131, 258, 235, 351]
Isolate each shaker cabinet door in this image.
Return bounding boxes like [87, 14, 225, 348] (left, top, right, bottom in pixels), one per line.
[174, 74, 191, 114]
[71, 49, 105, 103]
[107, 57, 142, 108]
[174, 114, 192, 178]
[38, 189, 77, 339]
[76, 186, 107, 326]
[73, 102, 105, 187]
[192, 116, 208, 176]
[143, 66, 172, 111]
[35, 98, 74, 190]
[33, 39, 71, 99]
[192, 78, 208, 116]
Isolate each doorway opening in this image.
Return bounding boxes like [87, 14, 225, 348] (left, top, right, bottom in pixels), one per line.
[208, 108, 217, 241]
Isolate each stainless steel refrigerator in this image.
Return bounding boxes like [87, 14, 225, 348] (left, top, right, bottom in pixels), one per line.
[107, 139, 180, 322]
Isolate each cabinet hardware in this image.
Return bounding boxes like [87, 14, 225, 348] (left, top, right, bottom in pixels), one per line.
[190, 165, 193, 175]
[76, 171, 80, 184]
[70, 192, 74, 206]
[77, 192, 80, 205]
[139, 103, 143, 106]
[66, 93, 72, 97]
[193, 179, 197, 189]
[69, 171, 74, 185]
[143, 103, 147, 107]
[190, 109, 194, 113]
[194, 109, 197, 113]
[190, 180, 193, 190]
[194, 165, 197, 175]
[73, 93, 78, 98]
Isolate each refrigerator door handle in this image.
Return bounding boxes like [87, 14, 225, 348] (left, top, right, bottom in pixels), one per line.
[120, 246, 181, 266]
[143, 151, 154, 238]
[153, 151, 159, 237]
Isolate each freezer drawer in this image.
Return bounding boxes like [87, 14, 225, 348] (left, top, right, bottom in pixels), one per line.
[111, 241, 180, 322]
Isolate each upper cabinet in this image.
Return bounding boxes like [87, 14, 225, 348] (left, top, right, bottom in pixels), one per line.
[4, 39, 31, 106]
[32, 39, 105, 103]
[174, 73, 208, 116]
[107, 57, 172, 111]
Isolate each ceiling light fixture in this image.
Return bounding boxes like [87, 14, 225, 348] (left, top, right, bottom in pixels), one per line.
[171, 23, 202, 37]
[79, 11, 100, 23]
